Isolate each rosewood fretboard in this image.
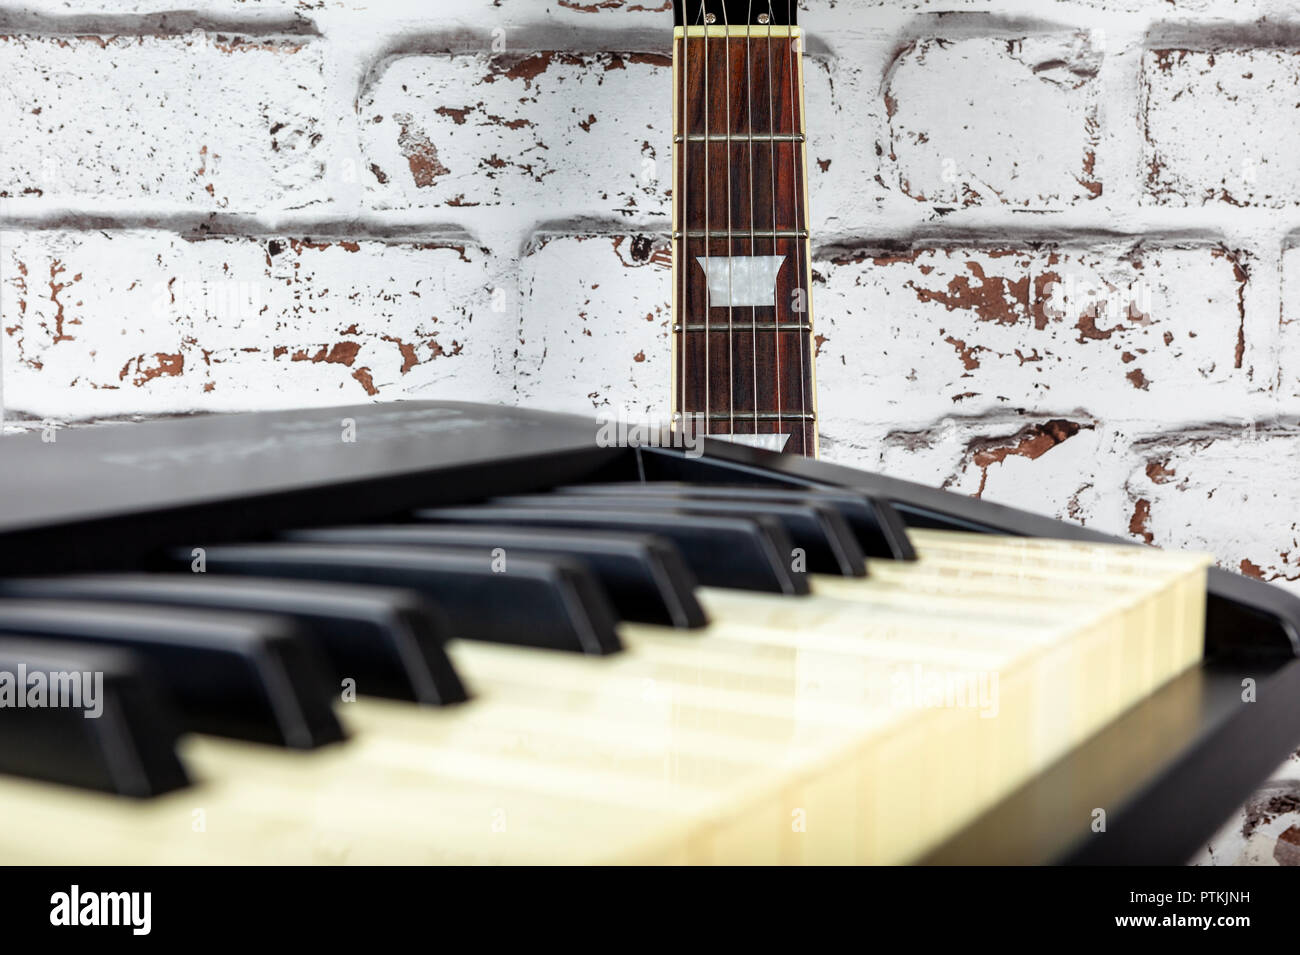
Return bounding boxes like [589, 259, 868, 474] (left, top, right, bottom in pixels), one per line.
[672, 12, 817, 457]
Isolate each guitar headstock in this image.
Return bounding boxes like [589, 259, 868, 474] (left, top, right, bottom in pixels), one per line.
[672, 1, 798, 27]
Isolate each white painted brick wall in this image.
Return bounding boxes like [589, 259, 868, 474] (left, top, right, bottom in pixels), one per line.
[1124, 427, 1300, 584]
[1276, 242, 1300, 396]
[515, 233, 671, 417]
[0, 34, 333, 213]
[1143, 48, 1300, 207]
[4, 0, 1300, 858]
[2, 230, 494, 417]
[814, 242, 1252, 432]
[360, 52, 671, 217]
[885, 35, 1102, 210]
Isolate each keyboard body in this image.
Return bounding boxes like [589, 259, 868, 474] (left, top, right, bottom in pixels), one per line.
[1, 400, 1297, 864]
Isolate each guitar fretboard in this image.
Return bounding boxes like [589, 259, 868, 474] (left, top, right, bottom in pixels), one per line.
[672, 17, 817, 457]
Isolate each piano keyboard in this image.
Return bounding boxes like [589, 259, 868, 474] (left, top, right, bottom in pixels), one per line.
[0, 402, 1297, 865]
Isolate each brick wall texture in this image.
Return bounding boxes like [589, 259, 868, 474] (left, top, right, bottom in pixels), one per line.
[4, 0, 1300, 858]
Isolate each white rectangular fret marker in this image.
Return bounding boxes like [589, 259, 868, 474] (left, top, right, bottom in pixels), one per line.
[695, 255, 786, 307]
[711, 432, 792, 452]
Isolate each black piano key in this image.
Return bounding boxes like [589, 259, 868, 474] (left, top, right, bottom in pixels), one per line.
[172, 544, 622, 656]
[414, 506, 808, 595]
[495, 493, 866, 577]
[0, 575, 466, 706]
[0, 601, 343, 749]
[553, 482, 917, 561]
[0, 640, 190, 797]
[279, 525, 708, 629]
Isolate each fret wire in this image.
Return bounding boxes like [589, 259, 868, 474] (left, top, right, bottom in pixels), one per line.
[697, 411, 816, 422]
[787, 0, 806, 449]
[679, 16, 689, 433]
[673, 229, 808, 238]
[766, 1, 782, 440]
[681, 22, 691, 439]
[673, 133, 804, 142]
[674, 323, 812, 332]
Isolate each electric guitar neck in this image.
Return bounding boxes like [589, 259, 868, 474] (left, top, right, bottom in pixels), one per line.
[671, 0, 818, 457]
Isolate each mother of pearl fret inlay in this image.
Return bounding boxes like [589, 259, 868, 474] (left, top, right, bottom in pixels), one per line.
[710, 432, 792, 452]
[694, 255, 787, 307]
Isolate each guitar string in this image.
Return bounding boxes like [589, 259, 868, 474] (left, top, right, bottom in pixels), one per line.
[721, 2, 735, 439]
[680, 4, 693, 440]
[786, 0, 807, 452]
[746, 1, 758, 438]
[701, 4, 710, 436]
[765, 0, 780, 443]
[681, 10, 691, 436]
